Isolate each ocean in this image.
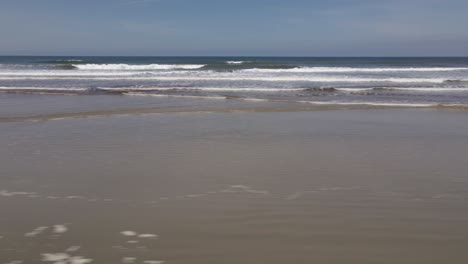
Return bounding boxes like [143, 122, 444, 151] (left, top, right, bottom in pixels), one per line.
[1, 56, 468, 108]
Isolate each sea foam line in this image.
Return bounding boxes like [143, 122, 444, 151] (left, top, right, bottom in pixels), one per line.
[73, 64, 206, 70]
[0, 70, 200, 76]
[0, 87, 88, 91]
[242, 67, 468, 73]
[226, 61, 250, 64]
[375, 87, 468, 92]
[0, 76, 453, 83]
[125, 93, 227, 100]
[125, 93, 468, 109]
[108, 87, 305, 92]
[292, 100, 468, 108]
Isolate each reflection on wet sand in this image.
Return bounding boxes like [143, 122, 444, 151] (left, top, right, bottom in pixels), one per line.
[1, 108, 468, 263]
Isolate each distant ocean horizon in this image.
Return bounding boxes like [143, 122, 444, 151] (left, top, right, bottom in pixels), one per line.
[1, 56, 468, 108]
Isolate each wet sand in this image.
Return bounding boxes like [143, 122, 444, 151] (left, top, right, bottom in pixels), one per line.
[1, 98, 468, 263]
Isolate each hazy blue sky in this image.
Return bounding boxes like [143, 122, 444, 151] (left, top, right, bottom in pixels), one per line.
[0, 0, 467, 56]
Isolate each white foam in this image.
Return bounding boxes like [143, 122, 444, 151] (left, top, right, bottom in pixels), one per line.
[241, 98, 271, 102]
[242, 67, 468, 73]
[53, 225, 68, 234]
[221, 185, 269, 195]
[4, 261, 23, 264]
[108, 87, 305, 92]
[333, 88, 374, 92]
[42, 253, 92, 264]
[0, 86, 282, 93]
[226, 61, 249, 64]
[74, 64, 205, 70]
[138, 234, 158, 238]
[42, 253, 70, 262]
[125, 93, 227, 100]
[65, 196, 86, 200]
[122, 257, 137, 264]
[68, 257, 93, 264]
[25, 226, 48, 237]
[379, 87, 468, 92]
[143, 261, 165, 264]
[0, 190, 35, 197]
[295, 100, 436, 108]
[121, 231, 137, 236]
[66, 246, 81, 252]
[0, 70, 190, 76]
[0, 76, 451, 83]
[0, 87, 85, 92]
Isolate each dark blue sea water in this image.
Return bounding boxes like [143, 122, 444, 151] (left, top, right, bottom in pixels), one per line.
[1, 56, 468, 107]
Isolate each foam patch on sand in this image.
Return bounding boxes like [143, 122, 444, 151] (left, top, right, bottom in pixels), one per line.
[0, 190, 36, 197]
[41, 253, 92, 264]
[221, 185, 269, 195]
[25, 224, 69, 238]
[53, 225, 68, 234]
[68, 256, 93, 264]
[318, 186, 361, 191]
[122, 257, 137, 264]
[25, 226, 48, 237]
[121, 231, 137, 236]
[138, 234, 158, 239]
[66, 246, 81, 252]
[286, 190, 318, 200]
[65, 196, 86, 200]
[42, 253, 70, 262]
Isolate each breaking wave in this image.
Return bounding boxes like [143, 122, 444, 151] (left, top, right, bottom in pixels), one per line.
[3, 86, 468, 95]
[0, 76, 453, 83]
[226, 61, 250, 64]
[242, 67, 468, 73]
[73, 64, 206, 70]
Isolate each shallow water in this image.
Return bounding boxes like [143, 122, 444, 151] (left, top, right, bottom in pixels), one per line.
[1, 109, 468, 263]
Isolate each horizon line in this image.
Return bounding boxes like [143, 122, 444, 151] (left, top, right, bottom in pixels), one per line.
[1, 55, 468, 58]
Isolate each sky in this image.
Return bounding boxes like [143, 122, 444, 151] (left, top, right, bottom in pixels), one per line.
[0, 0, 467, 56]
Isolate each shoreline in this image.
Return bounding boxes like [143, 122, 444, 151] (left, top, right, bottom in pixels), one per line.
[1, 93, 468, 123]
